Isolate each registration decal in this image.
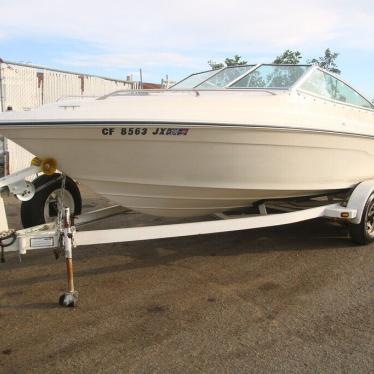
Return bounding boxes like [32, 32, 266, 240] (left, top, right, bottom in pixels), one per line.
[101, 127, 189, 136]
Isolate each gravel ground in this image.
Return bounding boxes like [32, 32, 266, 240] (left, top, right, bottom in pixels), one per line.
[0, 188, 373, 373]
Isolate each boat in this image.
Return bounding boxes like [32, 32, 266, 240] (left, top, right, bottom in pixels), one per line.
[0, 63, 373, 218]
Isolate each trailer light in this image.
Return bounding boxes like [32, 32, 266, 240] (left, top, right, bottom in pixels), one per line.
[31, 157, 42, 167]
[340, 212, 350, 218]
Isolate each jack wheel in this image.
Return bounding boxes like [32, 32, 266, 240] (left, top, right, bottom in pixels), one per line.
[349, 193, 374, 245]
[59, 292, 78, 307]
[20, 173, 82, 228]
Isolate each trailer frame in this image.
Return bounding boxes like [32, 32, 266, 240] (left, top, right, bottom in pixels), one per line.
[1, 164, 373, 307]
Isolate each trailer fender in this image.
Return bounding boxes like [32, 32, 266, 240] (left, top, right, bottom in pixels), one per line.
[347, 179, 374, 224]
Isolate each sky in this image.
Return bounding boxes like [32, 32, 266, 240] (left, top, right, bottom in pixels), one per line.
[0, 0, 373, 99]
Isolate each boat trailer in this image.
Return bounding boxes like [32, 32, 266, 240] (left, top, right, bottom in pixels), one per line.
[1, 160, 374, 307]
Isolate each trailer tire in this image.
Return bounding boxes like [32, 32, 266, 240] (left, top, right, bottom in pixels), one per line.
[349, 193, 374, 245]
[21, 173, 82, 229]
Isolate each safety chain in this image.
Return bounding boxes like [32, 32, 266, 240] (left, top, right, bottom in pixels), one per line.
[56, 174, 67, 249]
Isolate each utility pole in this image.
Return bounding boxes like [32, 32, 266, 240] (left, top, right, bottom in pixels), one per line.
[0, 58, 7, 176]
[0, 58, 4, 112]
[139, 68, 143, 89]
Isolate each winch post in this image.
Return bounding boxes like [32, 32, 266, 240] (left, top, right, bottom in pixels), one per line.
[0, 195, 9, 232]
[0, 195, 9, 262]
[59, 207, 78, 307]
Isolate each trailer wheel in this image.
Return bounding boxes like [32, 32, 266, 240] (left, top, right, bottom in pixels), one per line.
[349, 193, 374, 245]
[20, 173, 82, 229]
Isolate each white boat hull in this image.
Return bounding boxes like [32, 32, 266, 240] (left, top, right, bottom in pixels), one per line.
[1, 123, 373, 217]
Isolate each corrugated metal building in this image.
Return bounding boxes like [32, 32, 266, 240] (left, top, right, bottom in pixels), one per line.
[0, 59, 139, 174]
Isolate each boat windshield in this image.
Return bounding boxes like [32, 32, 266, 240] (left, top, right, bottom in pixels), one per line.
[196, 65, 255, 88]
[299, 69, 373, 109]
[229, 65, 309, 89]
[171, 64, 310, 90]
[171, 65, 255, 89]
[171, 70, 218, 89]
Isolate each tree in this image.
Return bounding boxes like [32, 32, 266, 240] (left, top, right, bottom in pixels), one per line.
[208, 60, 224, 70]
[208, 55, 247, 70]
[208, 48, 341, 75]
[273, 50, 302, 64]
[307, 48, 341, 74]
[224, 55, 247, 67]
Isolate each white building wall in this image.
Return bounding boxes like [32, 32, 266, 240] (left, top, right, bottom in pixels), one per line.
[0, 61, 137, 173]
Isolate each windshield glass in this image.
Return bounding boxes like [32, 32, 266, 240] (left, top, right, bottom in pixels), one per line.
[300, 69, 373, 109]
[196, 65, 255, 88]
[230, 65, 309, 89]
[171, 70, 218, 89]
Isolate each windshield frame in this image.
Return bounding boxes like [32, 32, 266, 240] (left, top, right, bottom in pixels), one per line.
[169, 64, 373, 110]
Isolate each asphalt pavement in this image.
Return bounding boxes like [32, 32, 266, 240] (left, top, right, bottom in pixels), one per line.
[0, 189, 373, 373]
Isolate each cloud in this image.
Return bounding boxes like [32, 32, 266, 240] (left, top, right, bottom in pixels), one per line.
[1, 0, 373, 53]
[56, 52, 200, 70]
[0, 0, 373, 88]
